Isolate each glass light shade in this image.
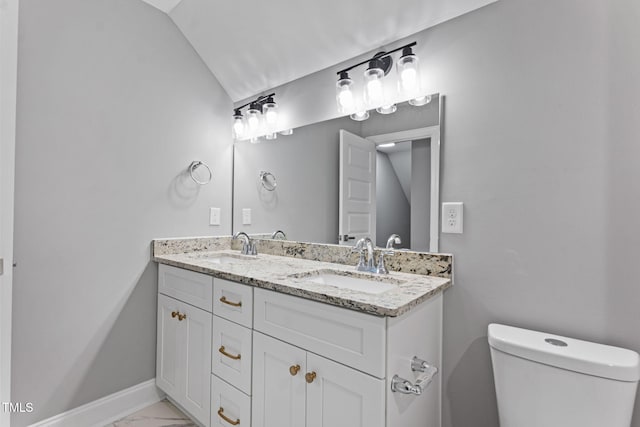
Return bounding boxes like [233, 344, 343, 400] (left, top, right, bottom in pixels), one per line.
[350, 111, 370, 121]
[265, 133, 277, 140]
[376, 104, 397, 115]
[250, 136, 260, 144]
[336, 77, 355, 113]
[232, 115, 245, 139]
[363, 67, 384, 108]
[279, 129, 293, 136]
[408, 95, 432, 106]
[246, 108, 261, 134]
[263, 101, 278, 132]
[397, 53, 421, 98]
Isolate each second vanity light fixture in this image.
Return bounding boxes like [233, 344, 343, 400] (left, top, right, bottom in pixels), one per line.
[335, 41, 431, 121]
[233, 93, 288, 143]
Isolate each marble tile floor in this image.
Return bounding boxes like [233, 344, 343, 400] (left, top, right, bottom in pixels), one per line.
[106, 399, 196, 427]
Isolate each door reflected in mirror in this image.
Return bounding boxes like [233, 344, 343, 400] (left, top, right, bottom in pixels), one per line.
[232, 94, 442, 252]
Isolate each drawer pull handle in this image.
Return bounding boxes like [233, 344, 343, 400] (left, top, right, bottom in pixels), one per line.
[217, 407, 240, 425]
[220, 296, 242, 308]
[171, 311, 178, 318]
[177, 313, 186, 321]
[219, 345, 241, 360]
[289, 364, 300, 376]
[305, 371, 317, 383]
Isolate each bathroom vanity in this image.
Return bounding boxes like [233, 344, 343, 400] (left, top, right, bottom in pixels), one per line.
[153, 237, 451, 427]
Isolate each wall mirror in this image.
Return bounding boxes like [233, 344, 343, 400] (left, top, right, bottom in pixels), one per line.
[232, 93, 442, 252]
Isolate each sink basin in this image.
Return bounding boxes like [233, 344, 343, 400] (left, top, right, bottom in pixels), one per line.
[299, 271, 399, 295]
[202, 254, 256, 265]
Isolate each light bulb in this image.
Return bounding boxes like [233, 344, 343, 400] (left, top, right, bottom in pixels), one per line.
[364, 69, 384, 108]
[397, 46, 421, 99]
[246, 108, 261, 133]
[336, 72, 354, 113]
[232, 110, 245, 139]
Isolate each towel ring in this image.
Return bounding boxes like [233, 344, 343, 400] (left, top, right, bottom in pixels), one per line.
[259, 171, 277, 191]
[189, 161, 212, 185]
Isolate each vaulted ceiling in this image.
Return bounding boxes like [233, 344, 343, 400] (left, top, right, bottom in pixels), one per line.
[142, 0, 496, 102]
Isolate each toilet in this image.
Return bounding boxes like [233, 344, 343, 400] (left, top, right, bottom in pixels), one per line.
[488, 323, 640, 427]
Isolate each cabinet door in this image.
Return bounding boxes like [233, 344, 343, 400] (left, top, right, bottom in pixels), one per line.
[182, 303, 212, 426]
[252, 332, 306, 427]
[156, 294, 183, 398]
[306, 353, 385, 427]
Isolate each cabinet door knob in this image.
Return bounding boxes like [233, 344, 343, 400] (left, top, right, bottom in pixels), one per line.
[217, 407, 240, 425]
[219, 346, 241, 360]
[220, 296, 242, 307]
[171, 311, 178, 318]
[177, 313, 187, 321]
[305, 371, 317, 383]
[289, 364, 300, 376]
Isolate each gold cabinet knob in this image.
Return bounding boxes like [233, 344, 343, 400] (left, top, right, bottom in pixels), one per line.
[289, 364, 300, 376]
[171, 311, 178, 318]
[177, 313, 186, 321]
[305, 371, 317, 383]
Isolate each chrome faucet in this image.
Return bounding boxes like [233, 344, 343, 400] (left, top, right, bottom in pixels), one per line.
[233, 231, 256, 255]
[271, 230, 287, 240]
[376, 234, 401, 274]
[352, 237, 375, 272]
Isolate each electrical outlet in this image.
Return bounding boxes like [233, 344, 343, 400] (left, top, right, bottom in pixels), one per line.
[242, 208, 252, 225]
[442, 202, 463, 233]
[209, 207, 221, 226]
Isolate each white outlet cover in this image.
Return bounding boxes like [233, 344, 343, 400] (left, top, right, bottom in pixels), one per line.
[442, 202, 463, 233]
[242, 208, 251, 225]
[209, 207, 221, 226]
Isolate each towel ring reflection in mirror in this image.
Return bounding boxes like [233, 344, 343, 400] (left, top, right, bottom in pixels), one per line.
[189, 161, 212, 185]
[259, 171, 277, 191]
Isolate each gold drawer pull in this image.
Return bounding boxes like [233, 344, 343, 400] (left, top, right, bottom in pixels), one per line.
[177, 313, 186, 321]
[305, 371, 317, 383]
[289, 364, 300, 376]
[217, 407, 240, 425]
[218, 345, 241, 360]
[171, 311, 178, 318]
[220, 296, 242, 307]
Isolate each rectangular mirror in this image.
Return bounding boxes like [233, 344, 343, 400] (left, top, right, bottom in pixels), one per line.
[232, 93, 442, 252]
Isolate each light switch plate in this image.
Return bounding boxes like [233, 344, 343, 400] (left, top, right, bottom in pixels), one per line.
[442, 202, 463, 233]
[209, 207, 221, 226]
[242, 208, 251, 225]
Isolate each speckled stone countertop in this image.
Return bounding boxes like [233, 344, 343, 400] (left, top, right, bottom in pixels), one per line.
[152, 238, 452, 317]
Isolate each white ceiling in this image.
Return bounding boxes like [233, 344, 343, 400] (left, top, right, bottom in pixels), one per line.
[142, 0, 496, 102]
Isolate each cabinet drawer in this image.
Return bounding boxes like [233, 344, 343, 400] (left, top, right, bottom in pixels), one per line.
[212, 315, 253, 395]
[213, 278, 253, 328]
[211, 375, 251, 427]
[159, 264, 213, 312]
[254, 288, 386, 378]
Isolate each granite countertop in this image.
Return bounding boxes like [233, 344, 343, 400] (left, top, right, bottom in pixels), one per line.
[153, 249, 451, 317]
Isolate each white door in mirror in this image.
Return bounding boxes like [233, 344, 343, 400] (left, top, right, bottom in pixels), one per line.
[442, 202, 463, 233]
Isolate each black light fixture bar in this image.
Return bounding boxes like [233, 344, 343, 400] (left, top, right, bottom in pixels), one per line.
[235, 92, 276, 112]
[336, 42, 417, 75]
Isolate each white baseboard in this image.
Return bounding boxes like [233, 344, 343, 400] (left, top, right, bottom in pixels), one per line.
[28, 379, 165, 427]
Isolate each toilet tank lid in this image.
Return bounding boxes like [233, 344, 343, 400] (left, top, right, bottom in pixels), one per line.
[488, 324, 640, 382]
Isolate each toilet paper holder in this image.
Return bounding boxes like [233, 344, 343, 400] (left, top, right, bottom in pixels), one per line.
[391, 356, 438, 395]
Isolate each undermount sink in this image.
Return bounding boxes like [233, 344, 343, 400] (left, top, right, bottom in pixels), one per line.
[203, 254, 256, 265]
[295, 270, 401, 295]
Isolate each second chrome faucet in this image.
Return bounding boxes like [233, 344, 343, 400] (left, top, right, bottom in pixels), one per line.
[351, 234, 402, 274]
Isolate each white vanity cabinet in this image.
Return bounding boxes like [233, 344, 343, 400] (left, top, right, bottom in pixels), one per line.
[157, 265, 212, 426]
[156, 263, 444, 427]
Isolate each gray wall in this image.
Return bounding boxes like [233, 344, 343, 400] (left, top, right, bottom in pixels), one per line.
[411, 139, 430, 251]
[12, 1, 233, 425]
[237, 1, 640, 426]
[375, 152, 410, 248]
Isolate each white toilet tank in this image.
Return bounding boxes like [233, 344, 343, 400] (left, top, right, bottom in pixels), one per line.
[488, 323, 640, 427]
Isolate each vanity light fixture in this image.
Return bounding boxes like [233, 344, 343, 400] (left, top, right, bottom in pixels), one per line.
[335, 41, 431, 121]
[232, 93, 284, 142]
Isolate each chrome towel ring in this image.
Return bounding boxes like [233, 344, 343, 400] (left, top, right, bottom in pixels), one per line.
[259, 171, 277, 191]
[189, 161, 212, 185]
